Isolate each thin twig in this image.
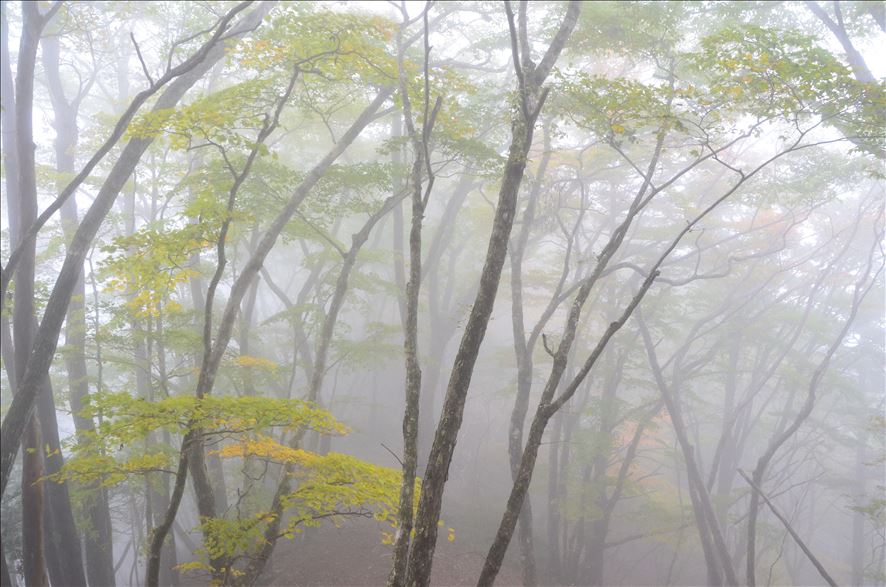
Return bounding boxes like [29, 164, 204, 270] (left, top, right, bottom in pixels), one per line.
[381, 442, 404, 467]
[130, 32, 154, 85]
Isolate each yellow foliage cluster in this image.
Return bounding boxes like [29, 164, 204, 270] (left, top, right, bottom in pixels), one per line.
[216, 436, 319, 467]
[232, 355, 280, 371]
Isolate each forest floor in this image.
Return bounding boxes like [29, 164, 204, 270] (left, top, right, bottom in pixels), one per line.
[260, 517, 523, 586]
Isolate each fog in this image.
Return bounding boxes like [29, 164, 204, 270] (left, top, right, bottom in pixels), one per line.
[0, 1, 884, 586]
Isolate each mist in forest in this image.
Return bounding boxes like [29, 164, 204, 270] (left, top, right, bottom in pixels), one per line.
[0, 1, 883, 586]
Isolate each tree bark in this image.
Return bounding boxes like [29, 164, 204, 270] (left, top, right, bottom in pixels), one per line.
[11, 4, 56, 585]
[389, 11, 440, 584]
[405, 6, 580, 586]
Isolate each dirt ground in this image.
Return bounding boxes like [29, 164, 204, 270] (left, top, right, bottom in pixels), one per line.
[261, 518, 523, 586]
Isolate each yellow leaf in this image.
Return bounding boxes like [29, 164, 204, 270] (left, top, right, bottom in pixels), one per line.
[233, 355, 280, 371]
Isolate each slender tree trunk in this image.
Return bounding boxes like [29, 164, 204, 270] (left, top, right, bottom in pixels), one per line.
[185, 152, 230, 515]
[545, 410, 563, 584]
[391, 113, 407, 326]
[405, 8, 580, 584]
[408, 111, 533, 586]
[237, 231, 262, 397]
[478, 148, 668, 587]
[1, 6, 21, 587]
[851, 431, 868, 586]
[582, 349, 623, 586]
[689, 471, 724, 586]
[639, 316, 738, 586]
[154, 314, 180, 586]
[11, 5, 53, 585]
[388, 13, 440, 583]
[42, 31, 116, 587]
[740, 470, 838, 587]
[506, 120, 552, 587]
[36, 376, 86, 585]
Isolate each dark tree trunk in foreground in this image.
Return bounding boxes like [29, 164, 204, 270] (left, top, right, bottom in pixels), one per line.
[404, 4, 580, 586]
[389, 8, 441, 584]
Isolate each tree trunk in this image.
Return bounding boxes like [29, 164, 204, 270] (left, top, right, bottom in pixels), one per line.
[639, 316, 738, 586]
[36, 376, 86, 586]
[851, 432, 868, 586]
[43, 30, 115, 587]
[186, 152, 230, 516]
[21, 419, 46, 587]
[1, 7, 21, 586]
[405, 8, 580, 584]
[505, 120, 552, 587]
[11, 5, 53, 585]
[545, 410, 564, 584]
[408, 111, 533, 586]
[389, 17, 440, 583]
[153, 314, 180, 587]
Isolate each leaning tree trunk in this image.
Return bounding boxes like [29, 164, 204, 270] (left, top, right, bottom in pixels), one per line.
[405, 6, 580, 586]
[506, 121, 552, 587]
[405, 76, 535, 587]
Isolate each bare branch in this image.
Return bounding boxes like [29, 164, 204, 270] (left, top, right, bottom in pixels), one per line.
[130, 32, 154, 85]
[738, 470, 838, 587]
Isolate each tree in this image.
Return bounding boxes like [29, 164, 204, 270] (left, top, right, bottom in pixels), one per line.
[403, 3, 581, 586]
[0, 3, 881, 585]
